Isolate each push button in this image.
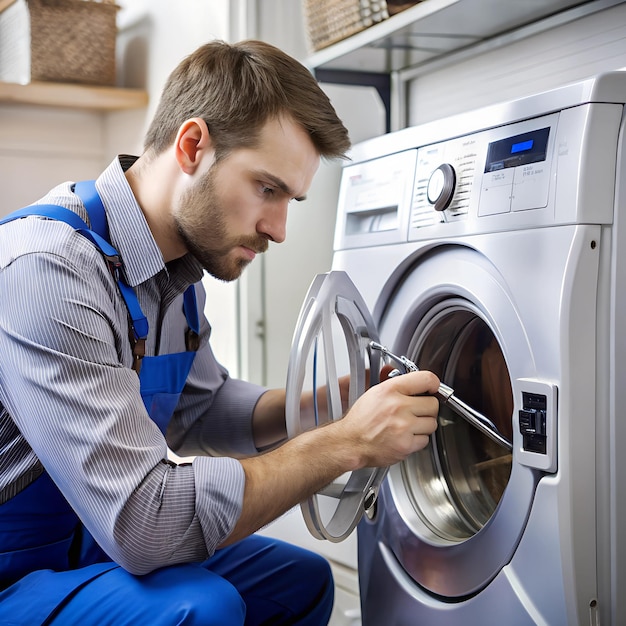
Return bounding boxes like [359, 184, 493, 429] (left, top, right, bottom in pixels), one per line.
[519, 408, 546, 436]
[519, 409, 535, 432]
[519, 392, 548, 454]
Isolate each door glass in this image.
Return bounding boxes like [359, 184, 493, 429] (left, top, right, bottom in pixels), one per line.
[397, 302, 513, 541]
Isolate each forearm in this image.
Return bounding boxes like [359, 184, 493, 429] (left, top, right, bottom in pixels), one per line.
[252, 388, 288, 450]
[251, 375, 350, 451]
[222, 419, 355, 545]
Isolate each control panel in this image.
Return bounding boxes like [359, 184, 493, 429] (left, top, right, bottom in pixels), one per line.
[334, 112, 561, 250]
[408, 113, 558, 240]
[411, 134, 479, 229]
[479, 126, 552, 217]
[335, 95, 624, 251]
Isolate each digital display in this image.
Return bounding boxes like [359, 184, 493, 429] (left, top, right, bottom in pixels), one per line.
[485, 127, 550, 172]
[511, 139, 534, 154]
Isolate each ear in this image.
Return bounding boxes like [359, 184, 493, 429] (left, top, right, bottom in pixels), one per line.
[174, 117, 213, 174]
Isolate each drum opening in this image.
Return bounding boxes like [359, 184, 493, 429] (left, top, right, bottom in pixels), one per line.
[396, 301, 514, 542]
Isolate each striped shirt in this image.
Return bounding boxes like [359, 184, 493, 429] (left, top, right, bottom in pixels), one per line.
[0, 156, 266, 574]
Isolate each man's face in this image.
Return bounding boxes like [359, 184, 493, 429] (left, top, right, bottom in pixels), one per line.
[174, 116, 320, 281]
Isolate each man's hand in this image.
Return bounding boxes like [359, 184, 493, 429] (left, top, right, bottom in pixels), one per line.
[226, 369, 440, 546]
[336, 370, 440, 469]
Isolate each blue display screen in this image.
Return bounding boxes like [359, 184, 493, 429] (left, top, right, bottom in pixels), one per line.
[511, 139, 534, 154]
[485, 127, 550, 172]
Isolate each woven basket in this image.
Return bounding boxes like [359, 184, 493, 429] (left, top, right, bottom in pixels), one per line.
[28, 0, 119, 85]
[0, 0, 119, 86]
[304, 0, 389, 51]
[304, 0, 423, 51]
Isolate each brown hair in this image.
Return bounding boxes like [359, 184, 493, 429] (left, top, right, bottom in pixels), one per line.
[144, 40, 350, 161]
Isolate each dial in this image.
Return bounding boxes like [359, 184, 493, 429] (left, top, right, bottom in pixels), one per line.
[427, 163, 456, 212]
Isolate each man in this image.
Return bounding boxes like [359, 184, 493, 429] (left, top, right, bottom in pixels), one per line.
[0, 40, 439, 625]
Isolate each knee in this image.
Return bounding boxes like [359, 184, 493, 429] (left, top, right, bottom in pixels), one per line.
[291, 549, 335, 616]
[164, 568, 246, 626]
[305, 550, 334, 596]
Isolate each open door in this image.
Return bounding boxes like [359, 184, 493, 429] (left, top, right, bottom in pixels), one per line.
[285, 271, 384, 542]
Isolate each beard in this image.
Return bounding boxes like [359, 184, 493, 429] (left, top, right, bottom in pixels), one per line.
[175, 166, 268, 282]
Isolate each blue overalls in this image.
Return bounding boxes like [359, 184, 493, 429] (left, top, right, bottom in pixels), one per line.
[0, 183, 333, 625]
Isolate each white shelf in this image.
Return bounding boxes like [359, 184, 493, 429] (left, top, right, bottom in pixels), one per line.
[305, 0, 617, 74]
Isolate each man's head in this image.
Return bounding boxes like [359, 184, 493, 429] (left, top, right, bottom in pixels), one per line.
[134, 40, 349, 282]
[144, 39, 350, 162]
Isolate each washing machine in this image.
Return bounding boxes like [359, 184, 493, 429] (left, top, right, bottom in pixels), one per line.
[285, 72, 626, 625]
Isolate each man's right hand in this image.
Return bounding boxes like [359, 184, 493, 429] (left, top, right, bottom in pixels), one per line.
[224, 370, 440, 546]
[335, 370, 440, 470]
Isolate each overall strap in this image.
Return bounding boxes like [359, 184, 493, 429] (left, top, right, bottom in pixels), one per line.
[72, 181, 148, 371]
[0, 204, 117, 263]
[74, 180, 112, 244]
[73, 181, 200, 356]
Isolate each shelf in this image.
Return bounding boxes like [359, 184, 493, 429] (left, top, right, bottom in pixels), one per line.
[0, 80, 148, 111]
[306, 0, 621, 132]
[305, 0, 611, 75]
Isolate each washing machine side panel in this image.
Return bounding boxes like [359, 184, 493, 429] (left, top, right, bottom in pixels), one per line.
[554, 103, 622, 226]
[605, 112, 626, 625]
[556, 226, 602, 622]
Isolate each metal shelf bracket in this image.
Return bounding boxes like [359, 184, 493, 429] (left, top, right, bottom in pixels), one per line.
[314, 68, 392, 133]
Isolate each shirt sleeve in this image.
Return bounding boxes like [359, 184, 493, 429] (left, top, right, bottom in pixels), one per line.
[171, 355, 267, 458]
[0, 218, 245, 574]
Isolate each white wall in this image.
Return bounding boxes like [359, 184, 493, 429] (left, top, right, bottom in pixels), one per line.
[0, 105, 106, 215]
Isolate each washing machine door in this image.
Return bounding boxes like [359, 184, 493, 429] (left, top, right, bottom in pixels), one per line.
[285, 271, 385, 542]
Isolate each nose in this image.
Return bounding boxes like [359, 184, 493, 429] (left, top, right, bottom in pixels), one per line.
[257, 200, 288, 244]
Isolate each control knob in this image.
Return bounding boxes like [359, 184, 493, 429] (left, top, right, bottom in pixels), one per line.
[427, 163, 456, 212]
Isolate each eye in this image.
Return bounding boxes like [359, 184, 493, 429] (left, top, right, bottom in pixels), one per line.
[260, 184, 275, 196]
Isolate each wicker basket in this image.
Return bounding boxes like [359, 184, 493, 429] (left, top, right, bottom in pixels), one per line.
[0, 0, 119, 86]
[304, 0, 423, 51]
[304, 0, 388, 51]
